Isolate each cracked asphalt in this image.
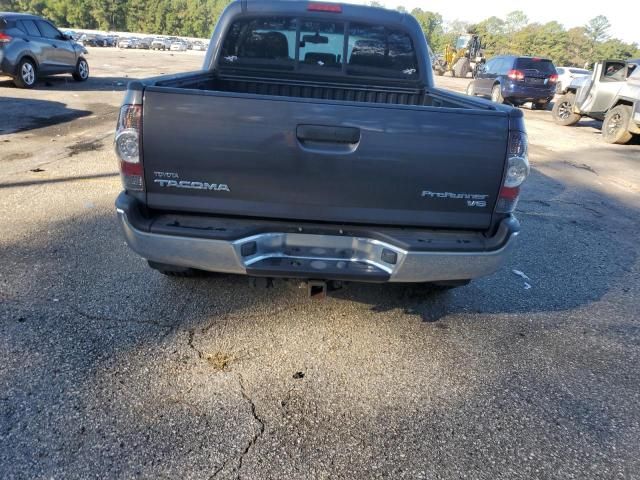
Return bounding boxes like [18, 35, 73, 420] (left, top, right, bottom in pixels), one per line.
[1, 48, 640, 479]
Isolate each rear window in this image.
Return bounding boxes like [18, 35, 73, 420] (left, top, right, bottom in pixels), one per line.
[221, 17, 297, 71]
[220, 15, 418, 80]
[299, 19, 344, 71]
[1, 18, 24, 32]
[18, 19, 41, 37]
[347, 23, 417, 78]
[515, 58, 556, 74]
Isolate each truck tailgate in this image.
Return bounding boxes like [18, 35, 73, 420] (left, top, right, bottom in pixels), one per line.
[142, 88, 509, 229]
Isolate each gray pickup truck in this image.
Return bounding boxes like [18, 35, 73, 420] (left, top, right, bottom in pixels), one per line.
[114, 1, 529, 290]
[552, 60, 640, 144]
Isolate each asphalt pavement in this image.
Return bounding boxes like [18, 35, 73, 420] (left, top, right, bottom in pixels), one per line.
[1, 48, 639, 479]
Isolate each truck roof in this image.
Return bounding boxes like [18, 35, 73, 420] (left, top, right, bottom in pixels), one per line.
[0, 12, 41, 20]
[205, 0, 432, 86]
[243, 0, 407, 23]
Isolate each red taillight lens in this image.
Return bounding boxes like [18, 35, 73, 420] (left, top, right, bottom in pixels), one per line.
[307, 2, 342, 12]
[0, 32, 12, 43]
[496, 132, 529, 214]
[548, 73, 558, 83]
[507, 69, 525, 81]
[115, 105, 143, 191]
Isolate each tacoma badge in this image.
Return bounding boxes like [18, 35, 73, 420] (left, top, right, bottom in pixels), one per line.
[154, 179, 231, 192]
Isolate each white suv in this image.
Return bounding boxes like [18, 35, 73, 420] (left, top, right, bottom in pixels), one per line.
[555, 67, 591, 94]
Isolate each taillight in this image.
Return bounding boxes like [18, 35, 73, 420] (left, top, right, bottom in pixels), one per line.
[548, 73, 558, 83]
[307, 2, 342, 12]
[114, 105, 143, 191]
[507, 69, 525, 81]
[0, 32, 12, 43]
[496, 131, 529, 214]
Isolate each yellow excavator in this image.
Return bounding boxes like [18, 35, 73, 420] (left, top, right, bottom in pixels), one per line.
[433, 34, 485, 78]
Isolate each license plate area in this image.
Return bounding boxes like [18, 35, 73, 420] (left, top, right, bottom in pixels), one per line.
[234, 232, 406, 276]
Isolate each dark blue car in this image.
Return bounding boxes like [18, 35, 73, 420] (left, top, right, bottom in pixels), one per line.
[466, 55, 558, 109]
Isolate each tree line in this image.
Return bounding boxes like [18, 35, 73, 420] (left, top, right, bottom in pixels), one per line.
[2, 0, 639, 66]
[408, 8, 639, 67]
[1, 0, 233, 38]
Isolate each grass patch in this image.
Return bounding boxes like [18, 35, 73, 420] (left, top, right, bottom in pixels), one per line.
[205, 351, 235, 371]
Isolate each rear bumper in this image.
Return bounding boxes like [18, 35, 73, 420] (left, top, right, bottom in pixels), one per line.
[0, 54, 16, 77]
[503, 82, 555, 102]
[631, 103, 640, 134]
[116, 193, 520, 283]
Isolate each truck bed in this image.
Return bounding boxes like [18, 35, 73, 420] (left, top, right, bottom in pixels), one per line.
[153, 71, 496, 109]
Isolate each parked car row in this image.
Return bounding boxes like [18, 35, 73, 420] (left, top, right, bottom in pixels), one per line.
[79, 33, 117, 47]
[117, 37, 153, 49]
[60, 28, 208, 52]
[120, 35, 206, 52]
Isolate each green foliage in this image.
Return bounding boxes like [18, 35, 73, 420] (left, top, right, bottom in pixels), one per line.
[471, 16, 508, 55]
[3, 1, 639, 64]
[504, 10, 528, 35]
[585, 15, 611, 44]
[4, 0, 232, 37]
[596, 38, 640, 61]
[410, 8, 444, 50]
[437, 13, 638, 67]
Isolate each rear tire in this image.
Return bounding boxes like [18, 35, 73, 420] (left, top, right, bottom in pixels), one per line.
[602, 105, 634, 144]
[148, 260, 202, 277]
[491, 84, 504, 104]
[13, 58, 37, 89]
[72, 58, 89, 82]
[453, 58, 470, 78]
[531, 101, 547, 110]
[552, 93, 581, 126]
[465, 81, 476, 96]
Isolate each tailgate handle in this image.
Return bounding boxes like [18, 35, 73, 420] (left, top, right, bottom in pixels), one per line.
[297, 125, 360, 144]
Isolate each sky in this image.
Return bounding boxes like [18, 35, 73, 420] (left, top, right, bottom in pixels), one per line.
[345, 0, 639, 45]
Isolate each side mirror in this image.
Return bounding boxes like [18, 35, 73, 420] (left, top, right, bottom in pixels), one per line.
[62, 32, 73, 40]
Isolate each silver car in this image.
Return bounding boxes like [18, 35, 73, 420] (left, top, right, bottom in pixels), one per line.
[0, 12, 89, 88]
[150, 37, 171, 50]
[169, 41, 187, 52]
